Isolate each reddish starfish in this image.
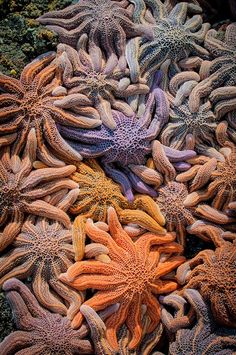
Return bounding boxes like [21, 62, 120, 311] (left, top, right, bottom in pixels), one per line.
[60, 207, 185, 350]
[0, 218, 84, 320]
[0, 128, 79, 251]
[177, 225, 236, 327]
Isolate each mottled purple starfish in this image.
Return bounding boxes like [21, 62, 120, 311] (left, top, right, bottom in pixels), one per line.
[59, 87, 196, 201]
[0, 278, 93, 354]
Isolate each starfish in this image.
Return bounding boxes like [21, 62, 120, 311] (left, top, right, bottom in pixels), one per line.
[71, 159, 166, 234]
[60, 207, 185, 350]
[0, 51, 101, 167]
[0, 128, 79, 251]
[80, 304, 163, 355]
[180, 143, 236, 210]
[54, 38, 150, 129]
[126, 1, 210, 84]
[0, 218, 84, 320]
[189, 23, 236, 112]
[177, 224, 236, 328]
[161, 289, 236, 354]
[155, 181, 196, 246]
[37, 0, 152, 70]
[59, 87, 196, 201]
[160, 96, 218, 154]
[0, 278, 93, 354]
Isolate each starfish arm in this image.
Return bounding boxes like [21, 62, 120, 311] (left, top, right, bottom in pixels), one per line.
[32, 264, 68, 315]
[196, 205, 236, 224]
[96, 96, 116, 129]
[184, 15, 202, 32]
[3, 278, 47, 320]
[0, 213, 23, 251]
[20, 52, 56, 86]
[0, 74, 24, 94]
[80, 305, 115, 355]
[43, 118, 83, 162]
[126, 295, 143, 349]
[103, 163, 134, 202]
[190, 158, 217, 191]
[126, 37, 141, 83]
[126, 169, 158, 197]
[0, 258, 35, 286]
[155, 256, 186, 278]
[0, 248, 28, 277]
[58, 125, 107, 144]
[24, 201, 71, 228]
[162, 145, 196, 162]
[169, 3, 188, 25]
[152, 140, 176, 182]
[118, 208, 166, 234]
[21, 165, 76, 189]
[24, 179, 78, 199]
[105, 302, 131, 351]
[144, 292, 161, 332]
[0, 332, 34, 353]
[129, 164, 163, 186]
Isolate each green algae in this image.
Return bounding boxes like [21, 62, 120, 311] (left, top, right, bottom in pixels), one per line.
[0, 0, 76, 77]
[0, 292, 15, 342]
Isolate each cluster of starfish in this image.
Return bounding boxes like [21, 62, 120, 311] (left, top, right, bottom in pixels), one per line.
[0, 0, 236, 354]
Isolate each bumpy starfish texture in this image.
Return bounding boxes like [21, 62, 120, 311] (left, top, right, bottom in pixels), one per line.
[160, 96, 218, 154]
[81, 304, 163, 355]
[71, 159, 166, 235]
[155, 181, 196, 246]
[54, 39, 149, 129]
[189, 23, 236, 112]
[0, 218, 84, 319]
[126, 1, 209, 83]
[59, 87, 196, 201]
[60, 207, 185, 350]
[161, 289, 236, 354]
[177, 226, 236, 327]
[0, 278, 93, 354]
[0, 52, 100, 167]
[38, 0, 152, 69]
[0, 129, 79, 251]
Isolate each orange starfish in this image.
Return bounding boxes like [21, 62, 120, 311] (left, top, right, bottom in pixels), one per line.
[71, 159, 166, 233]
[60, 207, 185, 350]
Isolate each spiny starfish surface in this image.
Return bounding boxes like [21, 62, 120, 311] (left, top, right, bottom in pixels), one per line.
[71, 159, 166, 234]
[177, 226, 236, 328]
[0, 51, 101, 167]
[0, 128, 79, 251]
[54, 39, 149, 129]
[160, 97, 218, 154]
[38, 0, 152, 70]
[59, 87, 196, 201]
[0, 278, 93, 354]
[155, 181, 196, 246]
[0, 218, 84, 319]
[126, 1, 209, 83]
[161, 289, 236, 354]
[60, 207, 185, 350]
[189, 23, 236, 112]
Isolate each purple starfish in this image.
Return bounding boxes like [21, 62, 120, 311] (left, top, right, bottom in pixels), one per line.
[0, 278, 93, 354]
[59, 87, 196, 201]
